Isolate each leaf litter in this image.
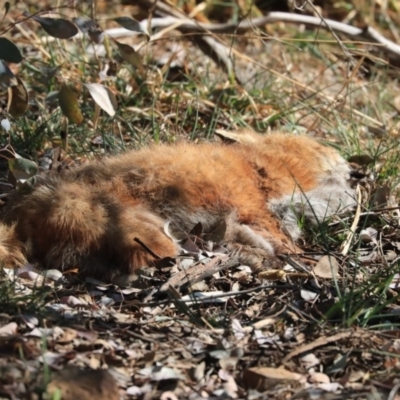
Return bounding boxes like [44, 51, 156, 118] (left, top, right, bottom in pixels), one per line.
[3, 196, 400, 399]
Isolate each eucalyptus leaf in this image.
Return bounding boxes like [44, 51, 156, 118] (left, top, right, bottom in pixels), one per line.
[0, 38, 23, 63]
[85, 83, 117, 117]
[114, 39, 144, 72]
[114, 17, 149, 39]
[8, 157, 39, 182]
[24, 12, 78, 39]
[58, 85, 84, 124]
[7, 76, 28, 118]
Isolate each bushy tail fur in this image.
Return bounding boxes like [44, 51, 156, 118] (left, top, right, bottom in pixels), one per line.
[0, 223, 26, 268]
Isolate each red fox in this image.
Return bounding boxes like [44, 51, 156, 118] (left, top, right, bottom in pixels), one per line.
[0, 130, 354, 282]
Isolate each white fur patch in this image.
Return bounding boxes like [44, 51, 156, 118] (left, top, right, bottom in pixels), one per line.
[269, 174, 355, 241]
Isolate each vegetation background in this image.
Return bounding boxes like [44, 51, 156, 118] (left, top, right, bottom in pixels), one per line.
[1, 0, 400, 398]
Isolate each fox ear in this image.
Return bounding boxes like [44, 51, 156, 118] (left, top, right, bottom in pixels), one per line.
[215, 128, 260, 144]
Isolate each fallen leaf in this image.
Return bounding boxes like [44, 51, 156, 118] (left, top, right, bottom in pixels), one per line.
[190, 361, 205, 382]
[0, 322, 17, 336]
[314, 255, 339, 279]
[372, 185, 390, 208]
[301, 289, 318, 302]
[299, 353, 320, 369]
[7, 76, 28, 117]
[219, 356, 239, 372]
[56, 328, 77, 343]
[309, 372, 330, 384]
[359, 227, 378, 243]
[317, 382, 343, 392]
[243, 367, 305, 390]
[215, 128, 258, 144]
[60, 295, 87, 306]
[138, 366, 184, 381]
[282, 331, 366, 364]
[204, 218, 227, 243]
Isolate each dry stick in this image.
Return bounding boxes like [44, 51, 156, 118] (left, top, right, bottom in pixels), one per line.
[133, 237, 162, 260]
[159, 255, 238, 292]
[303, 0, 354, 62]
[122, 282, 294, 309]
[281, 329, 369, 364]
[142, 255, 238, 303]
[106, 11, 400, 59]
[145, 3, 208, 46]
[341, 184, 362, 256]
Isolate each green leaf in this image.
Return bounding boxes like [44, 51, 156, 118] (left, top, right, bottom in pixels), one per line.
[58, 85, 84, 124]
[114, 39, 144, 72]
[24, 12, 78, 39]
[0, 38, 23, 63]
[8, 156, 38, 182]
[113, 17, 150, 40]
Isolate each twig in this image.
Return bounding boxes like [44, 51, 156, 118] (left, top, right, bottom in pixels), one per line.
[281, 329, 369, 364]
[103, 13, 395, 127]
[134, 237, 162, 260]
[341, 185, 362, 256]
[159, 255, 237, 292]
[121, 281, 295, 309]
[105, 11, 400, 61]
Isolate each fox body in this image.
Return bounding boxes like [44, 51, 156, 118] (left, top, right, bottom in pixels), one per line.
[0, 130, 354, 281]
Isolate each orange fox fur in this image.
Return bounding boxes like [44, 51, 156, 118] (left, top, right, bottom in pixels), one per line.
[0, 130, 354, 281]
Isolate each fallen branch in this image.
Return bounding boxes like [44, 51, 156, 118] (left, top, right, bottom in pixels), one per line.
[105, 11, 400, 61]
[159, 255, 238, 293]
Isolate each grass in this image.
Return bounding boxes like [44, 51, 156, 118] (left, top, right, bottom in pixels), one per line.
[2, 0, 400, 398]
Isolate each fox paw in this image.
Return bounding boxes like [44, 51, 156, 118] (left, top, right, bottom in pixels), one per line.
[226, 243, 283, 273]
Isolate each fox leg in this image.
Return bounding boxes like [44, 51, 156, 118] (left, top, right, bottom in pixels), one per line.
[223, 214, 299, 272]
